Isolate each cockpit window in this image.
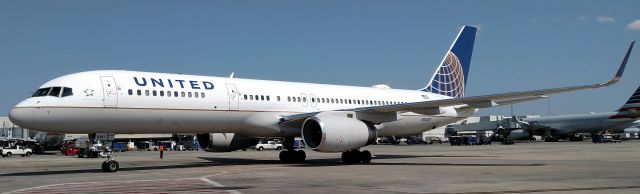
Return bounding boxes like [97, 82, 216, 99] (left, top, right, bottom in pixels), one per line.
[62, 87, 73, 97]
[32, 88, 51, 97]
[49, 87, 62, 97]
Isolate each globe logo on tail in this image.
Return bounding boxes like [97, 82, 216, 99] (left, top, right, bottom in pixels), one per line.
[424, 52, 465, 98]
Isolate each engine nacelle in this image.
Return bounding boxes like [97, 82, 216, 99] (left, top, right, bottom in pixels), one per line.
[301, 114, 377, 152]
[196, 133, 258, 152]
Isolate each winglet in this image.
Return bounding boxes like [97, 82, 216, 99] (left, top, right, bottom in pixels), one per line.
[597, 41, 635, 87]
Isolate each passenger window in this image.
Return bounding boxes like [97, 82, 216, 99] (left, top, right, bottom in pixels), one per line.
[195, 92, 199, 98]
[277, 96, 281, 101]
[293, 97, 297, 102]
[312, 98, 315, 103]
[287, 96, 291, 102]
[331, 99, 335, 103]
[250, 95, 254, 100]
[201, 92, 205, 98]
[62, 87, 73, 97]
[167, 91, 171, 97]
[255, 95, 259, 101]
[181, 92, 185, 97]
[145, 90, 150, 96]
[297, 97, 301, 102]
[261, 95, 264, 101]
[152, 90, 157, 96]
[137, 90, 142, 96]
[244, 94, 248, 100]
[49, 87, 62, 97]
[303, 97, 306, 102]
[160, 91, 165, 97]
[188, 92, 192, 98]
[128, 89, 133, 95]
[32, 88, 51, 97]
[266, 96, 270, 101]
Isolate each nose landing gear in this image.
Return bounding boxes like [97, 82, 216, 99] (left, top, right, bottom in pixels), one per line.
[101, 153, 119, 172]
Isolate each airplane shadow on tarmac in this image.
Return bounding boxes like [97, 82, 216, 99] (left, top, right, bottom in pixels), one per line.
[197, 154, 545, 167]
[0, 154, 544, 177]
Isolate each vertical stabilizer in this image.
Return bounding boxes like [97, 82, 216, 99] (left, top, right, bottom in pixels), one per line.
[421, 26, 477, 98]
[619, 86, 640, 111]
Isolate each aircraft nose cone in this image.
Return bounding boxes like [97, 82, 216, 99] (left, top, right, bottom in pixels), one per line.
[9, 107, 33, 127]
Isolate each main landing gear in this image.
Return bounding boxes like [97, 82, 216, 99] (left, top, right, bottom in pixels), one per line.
[279, 150, 306, 163]
[341, 150, 372, 164]
[279, 137, 306, 163]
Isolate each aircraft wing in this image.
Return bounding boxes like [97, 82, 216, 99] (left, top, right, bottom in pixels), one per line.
[280, 41, 634, 124]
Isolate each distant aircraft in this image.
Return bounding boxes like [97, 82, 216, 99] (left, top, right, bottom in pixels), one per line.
[8, 26, 634, 172]
[613, 120, 640, 133]
[510, 86, 640, 141]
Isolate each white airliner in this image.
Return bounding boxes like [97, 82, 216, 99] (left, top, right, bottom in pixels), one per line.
[8, 26, 635, 172]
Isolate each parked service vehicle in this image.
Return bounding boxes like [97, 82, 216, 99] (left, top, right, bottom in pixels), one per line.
[592, 135, 620, 143]
[111, 142, 128, 152]
[75, 138, 104, 158]
[1, 145, 32, 157]
[135, 141, 159, 151]
[255, 140, 283, 151]
[449, 136, 464, 146]
[182, 141, 200, 151]
[61, 141, 80, 156]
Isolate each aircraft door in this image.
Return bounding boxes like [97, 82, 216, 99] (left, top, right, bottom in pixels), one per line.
[225, 83, 239, 110]
[100, 76, 118, 107]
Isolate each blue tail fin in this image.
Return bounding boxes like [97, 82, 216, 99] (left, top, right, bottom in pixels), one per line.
[421, 26, 477, 98]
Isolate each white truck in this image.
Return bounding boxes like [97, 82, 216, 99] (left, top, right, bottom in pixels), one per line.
[1, 145, 33, 157]
[255, 140, 283, 151]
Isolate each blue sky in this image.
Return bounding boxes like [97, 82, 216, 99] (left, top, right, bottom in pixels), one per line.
[1, 0, 639, 116]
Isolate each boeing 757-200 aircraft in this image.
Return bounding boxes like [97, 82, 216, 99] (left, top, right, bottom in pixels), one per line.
[8, 26, 635, 172]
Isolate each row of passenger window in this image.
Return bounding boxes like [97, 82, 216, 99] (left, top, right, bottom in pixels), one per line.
[243, 94, 272, 101]
[289, 96, 405, 106]
[127, 89, 206, 98]
[32, 87, 73, 98]
[242, 93, 404, 106]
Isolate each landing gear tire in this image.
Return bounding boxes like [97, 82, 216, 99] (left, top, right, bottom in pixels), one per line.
[102, 160, 119, 172]
[279, 150, 306, 163]
[361, 150, 372, 164]
[341, 150, 372, 164]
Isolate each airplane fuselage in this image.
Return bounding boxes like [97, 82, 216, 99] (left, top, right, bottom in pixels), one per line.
[9, 70, 474, 137]
[523, 112, 637, 136]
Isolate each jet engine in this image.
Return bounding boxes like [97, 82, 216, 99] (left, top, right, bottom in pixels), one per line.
[301, 114, 377, 153]
[196, 133, 258, 152]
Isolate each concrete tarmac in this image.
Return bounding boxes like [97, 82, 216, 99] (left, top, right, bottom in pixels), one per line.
[1, 141, 640, 194]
